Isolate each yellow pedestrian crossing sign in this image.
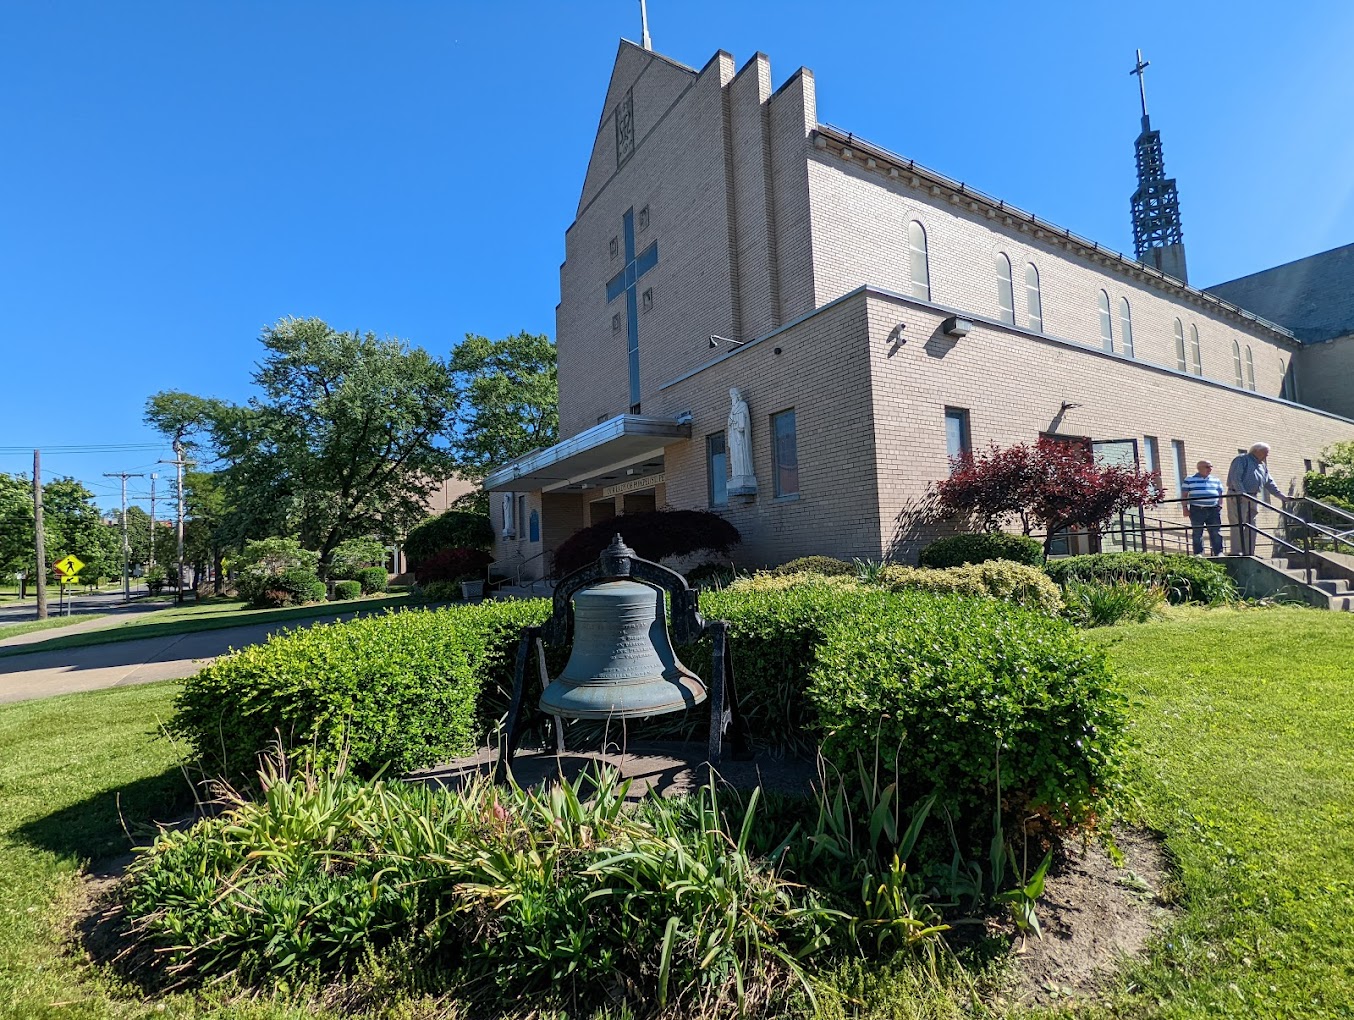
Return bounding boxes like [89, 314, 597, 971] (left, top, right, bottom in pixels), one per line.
[53, 554, 84, 578]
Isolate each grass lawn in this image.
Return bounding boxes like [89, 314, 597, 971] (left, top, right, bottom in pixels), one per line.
[0, 605, 1351, 1018]
[0, 614, 109, 639]
[0, 592, 412, 658]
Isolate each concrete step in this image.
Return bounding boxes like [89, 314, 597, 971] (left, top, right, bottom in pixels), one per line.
[1314, 579, 1354, 595]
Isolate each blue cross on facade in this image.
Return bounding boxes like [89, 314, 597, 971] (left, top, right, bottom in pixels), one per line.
[605, 207, 658, 410]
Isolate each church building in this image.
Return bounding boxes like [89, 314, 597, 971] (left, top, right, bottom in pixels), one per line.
[484, 39, 1354, 576]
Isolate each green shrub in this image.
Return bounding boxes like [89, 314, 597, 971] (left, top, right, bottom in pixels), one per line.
[403, 510, 495, 565]
[120, 766, 841, 1011]
[685, 575, 887, 748]
[876, 561, 1063, 615]
[919, 532, 1045, 568]
[325, 537, 387, 580]
[768, 555, 855, 577]
[808, 591, 1127, 851]
[332, 580, 361, 601]
[684, 561, 735, 589]
[1062, 578, 1167, 627]
[354, 565, 388, 594]
[1044, 551, 1236, 604]
[420, 580, 461, 602]
[171, 600, 552, 783]
[1305, 470, 1354, 506]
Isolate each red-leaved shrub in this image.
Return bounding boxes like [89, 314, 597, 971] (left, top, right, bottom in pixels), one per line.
[552, 510, 740, 577]
[414, 547, 494, 584]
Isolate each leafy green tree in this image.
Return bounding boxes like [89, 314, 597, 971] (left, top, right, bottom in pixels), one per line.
[146, 318, 459, 566]
[450, 331, 557, 478]
[0, 474, 118, 581]
[327, 537, 388, 579]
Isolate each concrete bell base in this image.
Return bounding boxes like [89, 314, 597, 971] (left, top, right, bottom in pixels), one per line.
[411, 742, 817, 800]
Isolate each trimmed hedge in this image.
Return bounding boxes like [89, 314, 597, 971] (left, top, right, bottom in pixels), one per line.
[808, 589, 1127, 847]
[919, 532, 1044, 569]
[552, 510, 740, 577]
[171, 600, 552, 783]
[1044, 551, 1236, 604]
[768, 556, 855, 577]
[355, 566, 388, 594]
[332, 580, 361, 601]
[876, 560, 1063, 615]
[403, 510, 494, 565]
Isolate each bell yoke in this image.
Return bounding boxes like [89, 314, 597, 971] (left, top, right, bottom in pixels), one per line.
[495, 535, 750, 781]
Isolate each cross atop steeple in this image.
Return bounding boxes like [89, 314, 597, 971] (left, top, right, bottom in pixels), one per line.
[1129, 48, 1150, 127]
[1127, 48, 1187, 283]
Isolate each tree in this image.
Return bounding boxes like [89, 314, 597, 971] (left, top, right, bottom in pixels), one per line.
[936, 438, 1161, 554]
[450, 331, 557, 478]
[0, 475, 118, 581]
[146, 317, 459, 565]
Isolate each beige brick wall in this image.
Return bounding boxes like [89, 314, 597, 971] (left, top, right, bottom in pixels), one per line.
[650, 292, 881, 568]
[862, 291, 1354, 560]
[804, 145, 1304, 404]
[1295, 335, 1354, 421]
[556, 47, 816, 440]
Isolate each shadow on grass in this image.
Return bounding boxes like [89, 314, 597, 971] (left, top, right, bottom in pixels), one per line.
[15, 765, 197, 866]
[0, 594, 414, 660]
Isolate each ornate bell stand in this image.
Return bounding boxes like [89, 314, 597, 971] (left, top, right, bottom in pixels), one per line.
[494, 535, 750, 782]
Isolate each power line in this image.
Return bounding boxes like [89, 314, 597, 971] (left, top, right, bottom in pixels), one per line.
[0, 444, 166, 454]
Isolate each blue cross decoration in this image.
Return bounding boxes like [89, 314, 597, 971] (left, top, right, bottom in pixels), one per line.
[605, 208, 658, 409]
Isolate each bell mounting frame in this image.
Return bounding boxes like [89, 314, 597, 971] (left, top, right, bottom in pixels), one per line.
[495, 534, 750, 781]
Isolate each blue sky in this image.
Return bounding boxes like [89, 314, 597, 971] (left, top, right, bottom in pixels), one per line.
[3, 1, 1352, 512]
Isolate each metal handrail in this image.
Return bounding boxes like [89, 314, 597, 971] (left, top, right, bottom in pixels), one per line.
[488, 548, 553, 593]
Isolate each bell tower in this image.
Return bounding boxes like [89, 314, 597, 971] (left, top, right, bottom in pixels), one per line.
[1129, 49, 1188, 283]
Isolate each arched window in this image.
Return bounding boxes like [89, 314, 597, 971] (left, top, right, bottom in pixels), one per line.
[1173, 319, 1186, 371]
[1281, 359, 1298, 401]
[1189, 324, 1202, 375]
[1232, 340, 1243, 386]
[908, 221, 930, 300]
[1245, 346, 1256, 390]
[995, 252, 1015, 324]
[1119, 297, 1134, 358]
[1025, 263, 1042, 331]
[1097, 290, 1113, 352]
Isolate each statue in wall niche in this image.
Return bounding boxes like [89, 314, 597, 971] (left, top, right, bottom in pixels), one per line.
[502, 492, 515, 537]
[727, 386, 758, 497]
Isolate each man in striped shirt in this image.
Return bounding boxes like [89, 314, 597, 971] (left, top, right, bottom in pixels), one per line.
[1181, 459, 1225, 556]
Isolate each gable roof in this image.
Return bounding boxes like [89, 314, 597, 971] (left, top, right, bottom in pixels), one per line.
[1205, 242, 1354, 343]
[575, 40, 697, 216]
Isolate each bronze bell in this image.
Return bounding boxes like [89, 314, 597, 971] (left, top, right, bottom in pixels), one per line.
[539, 580, 707, 719]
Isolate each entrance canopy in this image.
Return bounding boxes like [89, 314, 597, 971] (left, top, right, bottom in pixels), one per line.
[482, 414, 691, 493]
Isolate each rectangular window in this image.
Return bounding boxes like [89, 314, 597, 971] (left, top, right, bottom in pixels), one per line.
[706, 432, 728, 507]
[1304, 459, 1313, 473]
[1172, 440, 1188, 495]
[1144, 435, 1161, 484]
[517, 495, 527, 541]
[771, 409, 799, 498]
[944, 407, 972, 467]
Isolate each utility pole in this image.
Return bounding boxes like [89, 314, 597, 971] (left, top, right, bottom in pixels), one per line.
[103, 471, 145, 602]
[148, 472, 158, 570]
[160, 442, 191, 603]
[33, 449, 47, 620]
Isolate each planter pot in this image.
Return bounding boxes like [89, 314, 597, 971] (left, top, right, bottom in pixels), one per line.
[460, 580, 486, 600]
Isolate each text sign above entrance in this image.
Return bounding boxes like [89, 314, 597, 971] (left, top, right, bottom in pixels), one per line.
[603, 473, 665, 499]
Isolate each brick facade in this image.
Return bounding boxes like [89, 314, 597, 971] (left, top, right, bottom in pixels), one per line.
[488, 41, 1354, 576]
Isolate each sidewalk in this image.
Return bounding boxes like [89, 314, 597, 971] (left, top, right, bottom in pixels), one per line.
[0, 608, 373, 705]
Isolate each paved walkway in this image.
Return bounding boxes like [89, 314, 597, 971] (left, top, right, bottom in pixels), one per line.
[0, 609, 378, 705]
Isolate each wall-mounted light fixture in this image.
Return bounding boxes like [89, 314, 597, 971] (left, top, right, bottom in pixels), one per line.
[709, 334, 746, 349]
[941, 316, 973, 338]
[1058, 401, 1083, 415]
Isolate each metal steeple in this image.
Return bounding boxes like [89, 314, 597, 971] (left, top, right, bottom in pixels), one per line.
[639, 0, 652, 49]
[1128, 49, 1187, 283]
